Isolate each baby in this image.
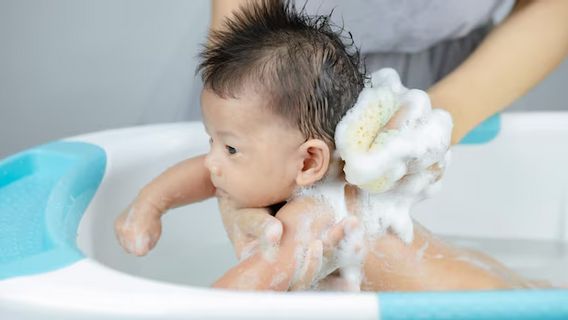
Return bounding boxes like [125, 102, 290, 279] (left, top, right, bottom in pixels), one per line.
[115, 0, 535, 291]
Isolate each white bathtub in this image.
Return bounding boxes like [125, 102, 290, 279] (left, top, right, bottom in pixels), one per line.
[1, 112, 567, 319]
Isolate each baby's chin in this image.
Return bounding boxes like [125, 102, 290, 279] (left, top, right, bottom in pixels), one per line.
[214, 190, 253, 208]
[234, 195, 287, 210]
[215, 186, 291, 209]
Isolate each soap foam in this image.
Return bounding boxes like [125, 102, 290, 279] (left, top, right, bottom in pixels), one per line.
[335, 68, 453, 242]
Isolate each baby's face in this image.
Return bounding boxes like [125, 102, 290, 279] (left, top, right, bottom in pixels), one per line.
[201, 88, 305, 209]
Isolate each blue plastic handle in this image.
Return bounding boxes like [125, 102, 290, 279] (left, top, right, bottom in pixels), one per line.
[379, 289, 568, 320]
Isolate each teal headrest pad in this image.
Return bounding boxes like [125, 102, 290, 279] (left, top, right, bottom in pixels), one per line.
[0, 141, 106, 279]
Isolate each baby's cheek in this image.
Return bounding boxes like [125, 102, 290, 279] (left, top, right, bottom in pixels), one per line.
[230, 176, 261, 206]
[248, 184, 278, 208]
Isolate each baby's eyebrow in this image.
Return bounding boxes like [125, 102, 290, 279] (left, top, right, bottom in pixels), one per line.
[218, 130, 238, 138]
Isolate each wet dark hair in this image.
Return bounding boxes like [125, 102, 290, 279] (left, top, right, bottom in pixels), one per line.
[197, 0, 366, 147]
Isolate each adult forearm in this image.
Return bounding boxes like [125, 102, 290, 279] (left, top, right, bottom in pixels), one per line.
[210, 0, 259, 32]
[212, 252, 295, 291]
[428, 0, 568, 144]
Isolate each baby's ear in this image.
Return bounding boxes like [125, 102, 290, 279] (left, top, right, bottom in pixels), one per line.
[295, 139, 330, 186]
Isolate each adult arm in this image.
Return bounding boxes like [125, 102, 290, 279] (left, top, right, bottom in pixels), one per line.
[211, 0, 259, 32]
[428, 0, 568, 144]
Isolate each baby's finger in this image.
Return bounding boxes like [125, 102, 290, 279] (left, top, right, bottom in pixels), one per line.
[125, 239, 136, 255]
[133, 234, 150, 256]
[118, 232, 137, 254]
[118, 237, 131, 254]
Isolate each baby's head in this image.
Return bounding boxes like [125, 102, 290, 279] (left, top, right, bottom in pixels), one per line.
[198, 0, 365, 208]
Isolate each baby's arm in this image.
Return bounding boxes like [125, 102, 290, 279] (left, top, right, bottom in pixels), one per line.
[115, 154, 215, 255]
[213, 197, 338, 291]
[134, 154, 215, 210]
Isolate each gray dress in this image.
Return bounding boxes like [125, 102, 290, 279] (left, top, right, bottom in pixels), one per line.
[297, 0, 515, 89]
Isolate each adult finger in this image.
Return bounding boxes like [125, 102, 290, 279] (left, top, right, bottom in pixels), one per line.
[322, 216, 360, 259]
[289, 240, 323, 291]
[234, 208, 283, 246]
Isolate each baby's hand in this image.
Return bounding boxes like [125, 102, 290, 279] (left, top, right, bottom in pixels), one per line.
[114, 202, 163, 256]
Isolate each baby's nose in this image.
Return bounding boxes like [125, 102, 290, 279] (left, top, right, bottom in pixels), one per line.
[210, 165, 221, 177]
[204, 154, 222, 177]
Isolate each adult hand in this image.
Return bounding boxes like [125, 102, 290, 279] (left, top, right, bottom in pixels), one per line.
[216, 197, 283, 260]
[335, 68, 452, 196]
[290, 216, 364, 291]
[217, 196, 362, 290]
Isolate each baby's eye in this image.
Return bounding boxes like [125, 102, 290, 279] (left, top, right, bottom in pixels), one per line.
[226, 145, 238, 155]
[208, 137, 213, 145]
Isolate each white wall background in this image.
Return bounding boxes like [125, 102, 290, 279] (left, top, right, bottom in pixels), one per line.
[1, 0, 567, 158]
[0, 0, 209, 158]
